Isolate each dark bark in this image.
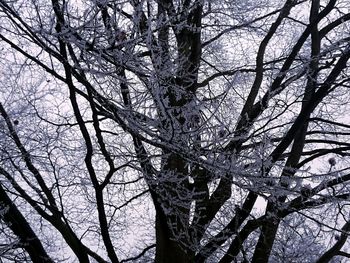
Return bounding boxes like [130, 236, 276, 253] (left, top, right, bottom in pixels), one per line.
[0, 0, 349, 262]
[316, 221, 350, 263]
[155, 210, 194, 263]
[0, 184, 53, 263]
[252, 1, 321, 259]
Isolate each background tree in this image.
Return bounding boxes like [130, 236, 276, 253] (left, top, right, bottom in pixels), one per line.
[1, 0, 350, 262]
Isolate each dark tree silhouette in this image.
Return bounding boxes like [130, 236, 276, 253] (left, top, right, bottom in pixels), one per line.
[0, 0, 350, 262]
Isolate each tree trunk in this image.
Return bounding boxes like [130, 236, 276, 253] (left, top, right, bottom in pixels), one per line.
[0, 184, 54, 263]
[155, 211, 194, 263]
[251, 222, 279, 263]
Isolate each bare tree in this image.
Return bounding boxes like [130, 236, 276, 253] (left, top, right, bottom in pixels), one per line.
[1, 0, 350, 262]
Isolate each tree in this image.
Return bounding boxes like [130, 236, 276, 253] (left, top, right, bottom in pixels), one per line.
[0, 0, 350, 262]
